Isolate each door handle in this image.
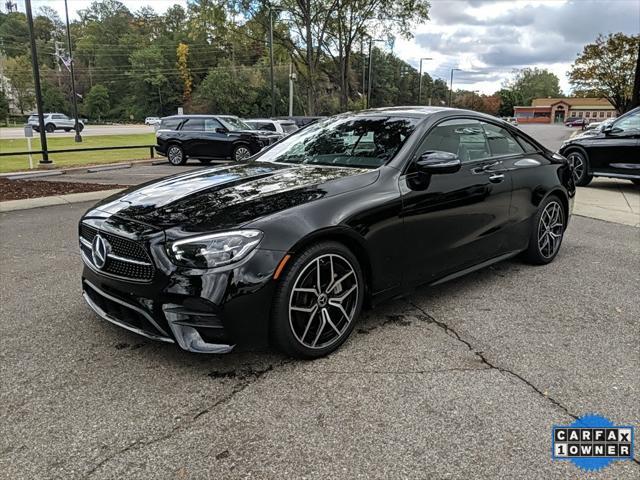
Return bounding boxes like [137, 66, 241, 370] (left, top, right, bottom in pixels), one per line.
[488, 173, 505, 183]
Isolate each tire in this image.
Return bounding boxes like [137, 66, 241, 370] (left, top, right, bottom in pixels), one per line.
[271, 241, 364, 359]
[45, 123, 55, 133]
[167, 144, 186, 165]
[76, 124, 84, 133]
[566, 150, 592, 186]
[522, 195, 566, 265]
[232, 144, 252, 162]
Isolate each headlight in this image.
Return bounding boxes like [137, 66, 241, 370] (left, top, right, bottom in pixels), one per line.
[168, 230, 263, 269]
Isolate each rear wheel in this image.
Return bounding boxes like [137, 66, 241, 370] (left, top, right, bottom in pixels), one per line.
[232, 144, 252, 162]
[271, 242, 364, 358]
[566, 150, 592, 186]
[167, 144, 186, 165]
[45, 123, 55, 133]
[76, 124, 84, 133]
[523, 195, 566, 265]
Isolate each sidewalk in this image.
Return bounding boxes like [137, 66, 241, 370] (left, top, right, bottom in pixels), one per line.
[573, 178, 640, 227]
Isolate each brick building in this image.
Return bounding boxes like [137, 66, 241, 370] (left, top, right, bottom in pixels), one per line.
[513, 98, 616, 124]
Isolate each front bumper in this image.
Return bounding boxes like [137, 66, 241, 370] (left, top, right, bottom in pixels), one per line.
[81, 244, 284, 353]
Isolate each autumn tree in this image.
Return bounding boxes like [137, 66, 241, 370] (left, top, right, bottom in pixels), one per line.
[176, 42, 192, 104]
[570, 33, 640, 114]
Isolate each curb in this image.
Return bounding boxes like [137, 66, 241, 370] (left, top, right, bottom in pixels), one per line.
[0, 188, 124, 213]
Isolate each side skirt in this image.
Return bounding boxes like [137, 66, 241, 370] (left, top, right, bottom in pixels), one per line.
[429, 250, 522, 287]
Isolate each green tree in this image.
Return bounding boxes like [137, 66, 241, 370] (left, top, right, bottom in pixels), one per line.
[496, 88, 523, 117]
[506, 67, 562, 107]
[41, 80, 69, 113]
[193, 65, 267, 116]
[0, 12, 29, 58]
[84, 84, 110, 121]
[569, 33, 640, 114]
[0, 89, 9, 122]
[4, 55, 34, 114]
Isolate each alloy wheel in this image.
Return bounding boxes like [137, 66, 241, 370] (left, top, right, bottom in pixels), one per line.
[288, 254, 359, 349]
[234, 146, 251, 161]
[537, 201, 564, 259]
[168, 146, 183, 165]
[567, 152, 584, 184]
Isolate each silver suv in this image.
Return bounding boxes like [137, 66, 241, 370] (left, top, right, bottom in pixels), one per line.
[27, 113, 85, 133]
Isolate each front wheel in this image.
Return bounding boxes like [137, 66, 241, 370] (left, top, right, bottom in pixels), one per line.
[45, 123, 55, 133]
[232, 144, 252, 162]
[167, 144, 186, 165]
[522, 195, 566, 265]
[271, 242, 364, 359]
[566, 150, 592, 186]
[75, 124, 84, 133]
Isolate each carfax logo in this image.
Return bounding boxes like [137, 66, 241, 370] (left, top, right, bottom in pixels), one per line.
[552, 414, 635, 471]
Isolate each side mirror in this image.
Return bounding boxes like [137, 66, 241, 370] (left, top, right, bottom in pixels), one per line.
[216, 127, 228, 134]
[415, 151, 461, 174]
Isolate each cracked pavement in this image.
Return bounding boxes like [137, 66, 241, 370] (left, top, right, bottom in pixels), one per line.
[1, 201, 639, 479]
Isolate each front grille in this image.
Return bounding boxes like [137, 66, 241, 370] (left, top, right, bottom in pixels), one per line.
[80, 223, 155, 282]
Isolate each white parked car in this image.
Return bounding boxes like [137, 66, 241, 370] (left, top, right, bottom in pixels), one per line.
[27, 113, 84, 133]
[501, 116, 518, 127]
[245, 118, 299, 136]
[145, 116, 161, 126]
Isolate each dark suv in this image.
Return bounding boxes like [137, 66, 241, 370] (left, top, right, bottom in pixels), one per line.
[155, 115, 279, 165]
[559, 107, 639, 186]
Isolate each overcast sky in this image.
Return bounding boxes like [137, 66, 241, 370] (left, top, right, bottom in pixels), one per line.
[23, 0, 640, 95]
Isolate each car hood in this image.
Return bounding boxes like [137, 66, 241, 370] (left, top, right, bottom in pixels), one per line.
[88, 162, 378, 236]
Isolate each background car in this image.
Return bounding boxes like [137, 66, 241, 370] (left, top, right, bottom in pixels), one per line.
[275, 116, 324, 127]
[501, 116, 518, 126]
[245, 118, 299, 136]
[564, 117, 588, 127]
[559, 107, 639, 186]
[145, 116, 161, 126]
[155, 114, 278, 165]
[80, 107, 574, 358]
[27, 113, 84, 133]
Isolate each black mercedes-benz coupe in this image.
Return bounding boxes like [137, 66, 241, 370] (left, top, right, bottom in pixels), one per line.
[559, 106, 640, 186]
[80, 107, 574, 358]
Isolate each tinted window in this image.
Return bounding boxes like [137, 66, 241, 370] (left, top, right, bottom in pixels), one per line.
[515, 135, 540, 153]
[256, 116, 419, 168]
[280, 122, 298, 133]
[181, 118, 205, 131]
[159, 118, 182, 130]
[482, 123, 524, 156]
[204, 118, 223, 131]
[250, 122, 276, 131]
[613, 110, 639, 133]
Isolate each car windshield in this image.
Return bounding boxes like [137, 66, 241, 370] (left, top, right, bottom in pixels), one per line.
[220, 116, 251, 131]
[256, 115, 420, 169]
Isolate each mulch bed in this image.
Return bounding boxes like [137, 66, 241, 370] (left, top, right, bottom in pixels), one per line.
[0, 178, 128, 202]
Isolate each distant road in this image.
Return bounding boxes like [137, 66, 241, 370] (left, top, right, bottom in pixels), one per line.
[0, 124, 154, 139]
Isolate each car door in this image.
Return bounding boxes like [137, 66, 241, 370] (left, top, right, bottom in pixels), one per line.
[400, 117, 513, 287]
[179, 118, 206, 157]
[588, 110, 640, 176]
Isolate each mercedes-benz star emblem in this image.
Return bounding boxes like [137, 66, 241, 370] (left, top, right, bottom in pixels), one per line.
[91, 235, 110, 269]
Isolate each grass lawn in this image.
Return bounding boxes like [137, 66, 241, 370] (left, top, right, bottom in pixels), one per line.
[0, 133, 157, 173]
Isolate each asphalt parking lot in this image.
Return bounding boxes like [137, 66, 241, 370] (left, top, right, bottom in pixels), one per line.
[1, 123, 639, 479]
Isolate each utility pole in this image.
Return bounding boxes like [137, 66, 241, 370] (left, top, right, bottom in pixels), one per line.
[288, 61, 296, 116]
[269, 7, 276, 117]
[449, 68, 461, 107]
[64, 0, 82, 142]
[418, 57, 432, 105]
[361, 40, 365, 109]
[25, 0, 49, 164]
[366, 39, 373, 109]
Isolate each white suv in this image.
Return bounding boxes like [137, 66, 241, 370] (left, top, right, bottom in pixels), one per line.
[27, 113, 85, 133]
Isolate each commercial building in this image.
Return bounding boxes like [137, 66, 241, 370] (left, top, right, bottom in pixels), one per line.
[514, 98, 616, 124]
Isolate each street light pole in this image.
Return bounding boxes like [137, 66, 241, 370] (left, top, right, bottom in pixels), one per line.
[418, 57, 432, 105]
[25, 0, 49, 164]
[64, 0, 82, 143]
[269, 7, 276, 117]
[449, 68, 461, 107]
[366, 39, 384, 109]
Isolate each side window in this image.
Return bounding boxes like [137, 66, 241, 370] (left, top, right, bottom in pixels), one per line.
[160, 118, 181, 130]
[416, 118, 490, 163]
[259, 122, 277, 132]
[613, 111, 639, 134]
[181, 118, 205, 131]
[204, 118, 222, 131]
[482, 122, 524, 156]
[515, 135, 540, 154]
